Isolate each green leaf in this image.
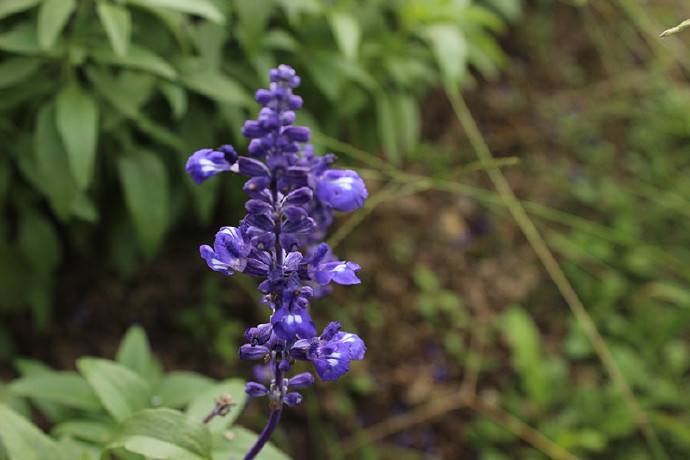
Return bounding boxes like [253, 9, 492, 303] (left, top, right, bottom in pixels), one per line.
[329, 11, 360, 60]
[0, 23, 41, 55]
[127, 0, 224, 24]
[52, 420, 115, 445]
[212, 427, 289, 460]
[180, 72, 251, 106]
[116, 325, 156, 380]
[55, 81, 99, 190]
[159, 82, 187, 119]
[111, 408, 212, 460]
[0, 404, 64, 460]
[97, 2, 131, 56]
[500, 306, 548, 408]
[18, 209, 61, 273]
[77, 358, 152, 422]
[375, 93, 399, 165]
[423, 24, 467, 85]
[90, 42, 177, 79]
[394, 94, 420, 155]
[186, 379, 246, 432]
[31, 104, 79, 220]
[0, 58, 41, 89]
[117, 151, 170, 257]
[0, 0, 40, 19]
[37, 0, 76, 50]
[155, 372, 215, 408]
[9, 372, 101, 412]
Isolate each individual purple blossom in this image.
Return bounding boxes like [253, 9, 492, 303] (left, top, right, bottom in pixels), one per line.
[199, 226, 251, 275]
[316, 169, 368, 212]
[290, 322, 366, 381]
[186, 65, 367, 460]
[185, 145, 238, 184]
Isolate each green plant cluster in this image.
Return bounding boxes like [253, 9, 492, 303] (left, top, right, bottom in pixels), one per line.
[0, 0, 517, 326]
[0, 326, 289, 460]
[463, 85, 690, 459]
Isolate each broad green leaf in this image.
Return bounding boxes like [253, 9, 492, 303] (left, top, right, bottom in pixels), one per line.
[116, 325, 161, 382]
[500, 306, 548, 407]
[55, 81, 99, 190]
[0, 23, 41, 55]
[90, 42, 176, 79]
[37, 0, 76, 50]
[70, 193, 99, 222]
[52, 420, 115, 445]
[375, 93, 399, 165]
[394, 94, 420, 155]
[0, 58, 41, 89]
[97, 2, 131, 56]
[31, 104, 79, 219]
[0, 404, 65, 460]
[159, 82, 187, 119]
[9, 372, 101, 411]
[423, 24, 467, 85]
[117, 151, 170, 257]
[111, 408, 212, 460]
[155, 372, 215, 408]
[77, 358, 152, 421]
[18, 209, 61, 273]
[55, 437, 101, 460]
[186, 379, 246, 432]
[212, 427, 289, 460]
[180, 72, 251, 106]
[329, 11, 360, 60]
[234, 0, 272, 47]
[127, 0, 224, 23]
[0, 0, 41, 20]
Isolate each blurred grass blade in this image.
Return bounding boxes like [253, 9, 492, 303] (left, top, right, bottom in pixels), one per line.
[97, 2, 132, 56]
[424, 24, 467, 85]
[127, 0, 224, 24]
[55, 81, 100, 190]
[329, 11, 360, 60]
[37, 0, 76, 50]
[660, 19, 690, 37]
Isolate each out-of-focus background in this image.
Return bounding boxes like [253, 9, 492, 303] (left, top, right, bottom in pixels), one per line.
[2, 0, 690, 458]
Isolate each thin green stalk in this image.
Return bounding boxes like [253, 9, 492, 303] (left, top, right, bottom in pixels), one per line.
[445, 87, 668, 460]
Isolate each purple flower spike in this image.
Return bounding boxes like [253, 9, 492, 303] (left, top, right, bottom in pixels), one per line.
[186, 65, 367, 460]
[185, 148, 238, 184]
[316, 169, 368, 212]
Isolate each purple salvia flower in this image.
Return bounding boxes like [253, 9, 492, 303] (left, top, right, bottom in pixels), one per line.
[316, 169, 368, 212]
[186, 65, 367, 460]
[185, 146, 238, 184]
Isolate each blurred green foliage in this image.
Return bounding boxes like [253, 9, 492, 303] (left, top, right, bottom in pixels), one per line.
[0, 0, 516, 325]
[0, 326, 289, 460]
